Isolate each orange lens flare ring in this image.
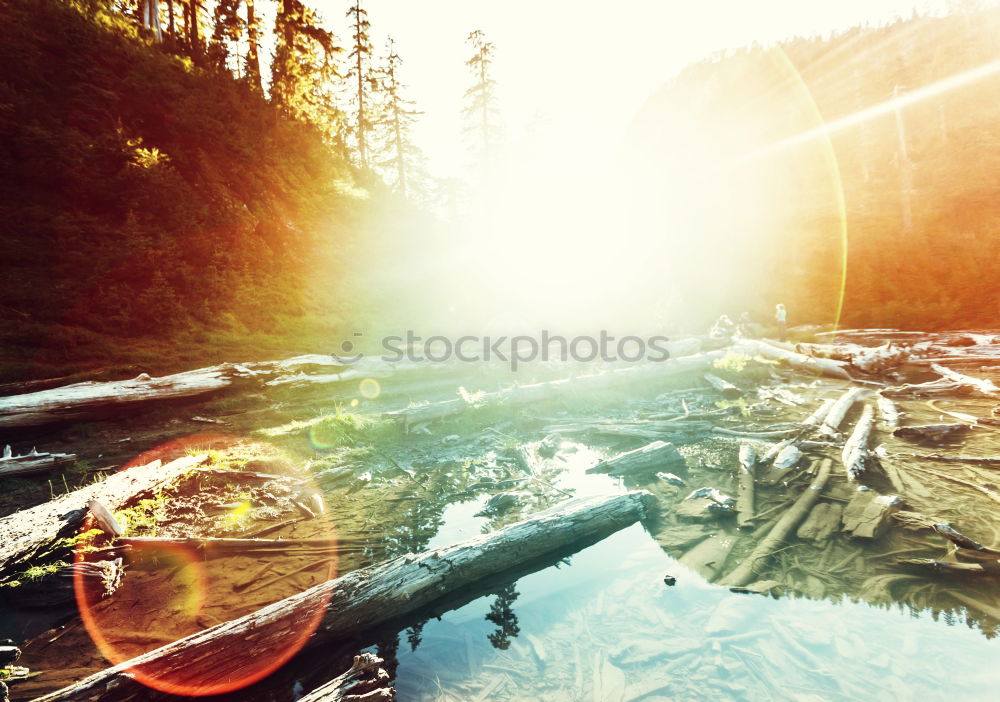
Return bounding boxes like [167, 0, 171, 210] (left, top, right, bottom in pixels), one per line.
[73, 434, 337, 696]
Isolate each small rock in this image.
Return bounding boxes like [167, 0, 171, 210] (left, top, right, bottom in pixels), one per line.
[663, 573, 677, 586]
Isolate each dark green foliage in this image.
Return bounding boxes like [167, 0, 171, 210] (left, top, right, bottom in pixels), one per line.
[0, 0, 358, 375]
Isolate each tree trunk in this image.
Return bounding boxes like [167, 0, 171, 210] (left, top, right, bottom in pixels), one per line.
[245, 0, 262, 93]
[34, 491, 653, 701]
[819, 386, 865, 437]
[0, 446, 76, 477]
[736, 443, 755, 529]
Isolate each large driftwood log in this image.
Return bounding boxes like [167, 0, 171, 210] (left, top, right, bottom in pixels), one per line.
[298, 653, 394, 702]
[841, 404, 875, 480]
[586, 441, 686, 476]
[875, 396, 900, 430]
[0, 356, 402, 430]
[721, 458, 832, 587]
[0, 445, 76, 477]
[3, 559, 124, 608]
[0, 455, 208, 583]
[739, 340, 852, 380]
[819, 387, 865, 437]
[930, 363, 1000, 396]
[36, 491, 654, 702]
[386, 342, 717, 428]
[703, 373, 742, 399]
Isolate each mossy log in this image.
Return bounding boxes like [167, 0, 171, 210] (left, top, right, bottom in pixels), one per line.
[0, 454, 208, 584]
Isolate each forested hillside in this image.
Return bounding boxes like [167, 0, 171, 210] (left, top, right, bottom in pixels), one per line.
[0, 0, 401, 381]
[628, 5, 1000, 331]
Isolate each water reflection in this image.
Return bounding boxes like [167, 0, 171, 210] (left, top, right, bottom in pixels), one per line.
[388, 524, 999, 701]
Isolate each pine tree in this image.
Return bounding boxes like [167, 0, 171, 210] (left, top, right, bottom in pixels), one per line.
[346, 2, 374, 167]
[463, 29, 500, 167]
[373, 39, 423, 198]
[244, 0, 262, 93]
[272, 0, 342, 134]
[210, 0, 244, 69]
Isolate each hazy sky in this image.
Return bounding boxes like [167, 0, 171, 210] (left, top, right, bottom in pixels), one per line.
[315, 0, 951, 178]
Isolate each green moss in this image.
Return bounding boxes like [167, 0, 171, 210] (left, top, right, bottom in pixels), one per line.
[114, 495, 168, 537]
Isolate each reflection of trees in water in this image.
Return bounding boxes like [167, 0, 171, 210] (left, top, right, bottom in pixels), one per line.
[636, 452, 1000, 639]
[405, 620, 425, 651]
[485, 584, 521, 650]
[375, 632, 401, 682]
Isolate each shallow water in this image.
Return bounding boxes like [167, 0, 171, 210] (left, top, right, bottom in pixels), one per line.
[384, 522, 999, 701]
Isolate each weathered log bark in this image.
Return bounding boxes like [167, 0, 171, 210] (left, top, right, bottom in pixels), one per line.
[930, 363, 1000, 396]
[586, 440, 686, 476]
[0, 356, 393, 430]
[875, 396, 900, 430]
[0, 455, 207, 583]
[298, 653, 394, 702]
[0, 446, 76, 477]
[819, 387, 865, 437]
[386, 344, 720, 429]
[35, 491, 654, 702]
[803, 399, 834, 428]
[841, 488, 901, 539]
[721, 458, 832, 587]
[3, 559, 124, 608]
[897, 558, 997, 575]
[736, 443, 756, 529]
[842, 404, 875, 480]
[703, 373, 742, 399]
[738, 340, 852, 380]
[892, 423, 969, 441]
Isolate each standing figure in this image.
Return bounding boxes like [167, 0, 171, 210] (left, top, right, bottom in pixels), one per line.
[775, 303, 787, 342]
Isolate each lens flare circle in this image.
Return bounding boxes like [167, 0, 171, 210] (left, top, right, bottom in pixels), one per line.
[74, 434, 337, 696]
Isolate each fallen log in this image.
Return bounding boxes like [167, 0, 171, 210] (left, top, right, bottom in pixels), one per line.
[802, 399, 834, 428]
[586, 440, 686, 477]
[932, 524, 1000, 557]
[841, 488, 901, 539]
[703, 373, 742, 399]
[721, 458, 832, 587]
[298, 653, 394, 702]
[875, 396, 900, 430]
[819, 387, 865, 437]
[892, 423, 969, 442]
[35, 491, 654, 701]
[841, 404, 875, 480]
[736, 443, 756, 529]
[2, 559, 124, 608]
[739, 340, 852, 380]
[0, 356, 396, 430]
[386, 344, 718, 429]
[0, 454, 208, 583]
[930, 363, 1000, 397]
[0, 445, 77, 478]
